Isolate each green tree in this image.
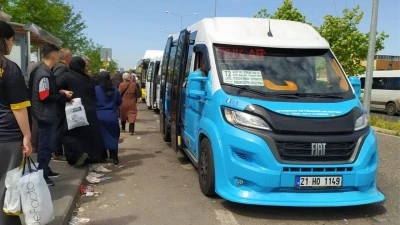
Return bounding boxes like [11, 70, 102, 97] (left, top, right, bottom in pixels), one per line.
[84, 44, 119, 75]
[319, 6, 388, 75]
[254, 0, 306, 23]
[1, 0, 88, 53]
[254, 8, 270, 18]
[271, 0, 306, 23]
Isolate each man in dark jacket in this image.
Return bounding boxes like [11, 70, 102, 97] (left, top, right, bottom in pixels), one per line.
[52, 48, 72, 161]
[31, 44, 73, 186]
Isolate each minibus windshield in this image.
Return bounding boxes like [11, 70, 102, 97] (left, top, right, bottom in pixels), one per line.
[214, 45, 354, 100]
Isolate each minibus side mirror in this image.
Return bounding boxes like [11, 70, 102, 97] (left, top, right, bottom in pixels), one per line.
[187, 71, 207, 99]
[349, 76, 361, 98]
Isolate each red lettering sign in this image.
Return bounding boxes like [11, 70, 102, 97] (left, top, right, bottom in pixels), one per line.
[216, 47, 266, 60]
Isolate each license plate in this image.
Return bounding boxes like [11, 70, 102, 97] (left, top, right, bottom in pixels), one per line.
[295, 176, 342, 188]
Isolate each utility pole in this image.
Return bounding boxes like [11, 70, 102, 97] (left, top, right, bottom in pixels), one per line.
[215, 0, 217, 17]
[363, 0, 380, 116]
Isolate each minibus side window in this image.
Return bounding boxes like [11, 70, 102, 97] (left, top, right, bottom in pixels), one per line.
[147, 62, 154, 82]
[388, 78, 400, 90]
[372, 78, 388, 90]
[168, 43, 178, 83]
[185, 32, 197, 78]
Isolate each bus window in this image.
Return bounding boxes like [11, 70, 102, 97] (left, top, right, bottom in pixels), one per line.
[168, 43, 178, 83]
[185, 32, 197, 78]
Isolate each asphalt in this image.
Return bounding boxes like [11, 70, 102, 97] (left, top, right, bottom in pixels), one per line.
[28, 102, 399, 225]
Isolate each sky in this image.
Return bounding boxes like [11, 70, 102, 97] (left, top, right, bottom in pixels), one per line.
[66, 0, 400, 70]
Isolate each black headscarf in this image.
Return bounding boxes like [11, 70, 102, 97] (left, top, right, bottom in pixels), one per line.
[69, 56, 86, 75]
[98, 71, 114, 98]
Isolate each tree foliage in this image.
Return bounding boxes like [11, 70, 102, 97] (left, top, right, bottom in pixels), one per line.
[1, 0, 119, 72]
[254, 8, 270, 19]
[254, 1, 388, 75]
[83, 43, 119, 75]
[254, 0, 306, 23]
[319, 6, 388, 75]
[1, 0, 88, 54]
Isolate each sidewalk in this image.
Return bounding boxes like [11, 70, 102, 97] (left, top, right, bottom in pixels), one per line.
[21, 155, 88, 225]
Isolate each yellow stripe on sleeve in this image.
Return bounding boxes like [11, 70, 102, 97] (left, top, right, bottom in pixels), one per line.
[10, 100, 31, 110]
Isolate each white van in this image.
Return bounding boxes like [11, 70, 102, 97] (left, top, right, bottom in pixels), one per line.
[141, 50, 163, 106]
[359, 70, 400, 115]
[145, 58, 162, 110]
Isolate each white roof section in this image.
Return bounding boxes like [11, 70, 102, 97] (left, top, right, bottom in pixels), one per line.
[187, 17, 329, 49]
[143, 50, 163, 59]
[358, 70, 400, 78]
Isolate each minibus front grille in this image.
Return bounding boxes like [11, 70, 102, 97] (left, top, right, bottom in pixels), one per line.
[276, 142, 357, 161]
[282, 167, 353, 173]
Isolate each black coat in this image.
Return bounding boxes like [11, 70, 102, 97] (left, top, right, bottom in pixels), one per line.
[56, 57, 106, 164]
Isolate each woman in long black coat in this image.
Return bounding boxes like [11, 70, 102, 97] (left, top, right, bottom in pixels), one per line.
[57, 56, 106, 165]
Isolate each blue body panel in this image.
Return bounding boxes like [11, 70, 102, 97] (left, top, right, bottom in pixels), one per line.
[185, 87, 385, 207]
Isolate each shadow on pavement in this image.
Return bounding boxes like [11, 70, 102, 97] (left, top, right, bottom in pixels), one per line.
[221, 201, 387, 222]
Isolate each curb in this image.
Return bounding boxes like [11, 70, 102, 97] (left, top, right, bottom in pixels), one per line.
[47, 163, 88, 225]
[59, 169, 87, 225]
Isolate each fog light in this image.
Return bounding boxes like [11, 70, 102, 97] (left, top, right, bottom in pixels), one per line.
[237, 179, 244, 186]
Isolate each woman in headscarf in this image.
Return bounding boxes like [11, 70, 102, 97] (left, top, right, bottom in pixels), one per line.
[0, 20, 32, 225]
[57, 56, 106, 165]
[95, 71, 122, 164]
[119, 72, 138, 135]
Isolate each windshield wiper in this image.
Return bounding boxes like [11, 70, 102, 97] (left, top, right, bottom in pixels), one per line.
[221, 83, 268, 96]
[274, 93, 343, 99]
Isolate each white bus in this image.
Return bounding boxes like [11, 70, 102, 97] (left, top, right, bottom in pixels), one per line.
[359, 70, 400, 115]
[145, 58, 162, 110]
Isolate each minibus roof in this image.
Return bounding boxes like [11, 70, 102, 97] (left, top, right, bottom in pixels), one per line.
[143, 50, 164, 59]
[358, 70, 400, 78]
[186, 17, 329, 49]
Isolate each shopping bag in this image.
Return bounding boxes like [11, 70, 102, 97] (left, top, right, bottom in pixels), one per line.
[65, 98, 89, 130]
[3, 158, 25, 216]
[19, 157, 54, 225]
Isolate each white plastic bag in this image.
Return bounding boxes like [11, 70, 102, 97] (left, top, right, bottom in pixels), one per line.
[65, 98, 89, 130]
[19, 158, 55, 225]
[3, 165, 23, 215]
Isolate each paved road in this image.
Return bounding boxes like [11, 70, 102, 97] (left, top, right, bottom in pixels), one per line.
[73, 103, 400, 225]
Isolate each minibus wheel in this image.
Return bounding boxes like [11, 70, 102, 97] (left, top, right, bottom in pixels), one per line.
[386, 102, 396, 116]
[198, 138, 215, 196]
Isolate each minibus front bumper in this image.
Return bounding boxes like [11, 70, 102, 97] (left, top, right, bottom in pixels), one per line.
[214, 127, 385, 207]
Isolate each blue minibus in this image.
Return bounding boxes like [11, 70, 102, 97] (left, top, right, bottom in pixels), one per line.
[159, 18, 385, 207]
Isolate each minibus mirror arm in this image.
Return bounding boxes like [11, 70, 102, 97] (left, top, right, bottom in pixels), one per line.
[349, 76, 361, 99]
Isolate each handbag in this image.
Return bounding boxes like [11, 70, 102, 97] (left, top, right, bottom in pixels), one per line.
[65, 98, 89, 130]
[3, 158, 25, 216]
[19, 157, 55, 225]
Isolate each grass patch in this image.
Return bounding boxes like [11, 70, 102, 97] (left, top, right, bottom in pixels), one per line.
[370, 115, 400, 136]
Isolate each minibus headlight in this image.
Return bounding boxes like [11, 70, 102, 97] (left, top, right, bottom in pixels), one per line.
[224, 108, 271, 131]
[354, 113, 368, 131]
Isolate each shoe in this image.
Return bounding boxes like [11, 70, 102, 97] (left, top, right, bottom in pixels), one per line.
[48, 170, 60, 178]
[110, 151, 119, 165]
[75, 153, 88, 166]
[45, 178, 55, 187]
[52, 154, 67, 162]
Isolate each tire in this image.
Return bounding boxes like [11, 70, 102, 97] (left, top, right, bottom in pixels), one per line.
[386, 102, 397, 116]
[198, 138, 215, 196]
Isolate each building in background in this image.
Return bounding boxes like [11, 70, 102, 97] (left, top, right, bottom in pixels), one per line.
[362, 55, 400, 71]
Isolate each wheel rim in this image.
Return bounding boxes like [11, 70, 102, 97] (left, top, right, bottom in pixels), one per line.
[388, 104, 395, 114]
[200, 148, 208, 184]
